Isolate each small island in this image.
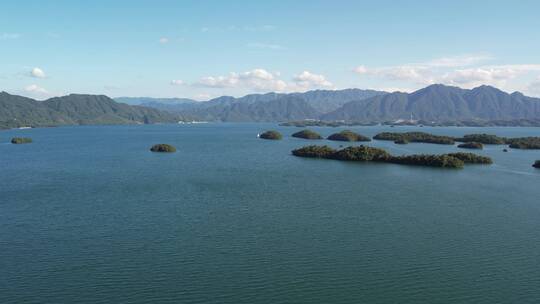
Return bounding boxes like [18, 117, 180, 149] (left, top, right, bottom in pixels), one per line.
[457, 142, 483, 149]
[291, 145, 492, 169]
[150, 144, 176, 153]
[291, 129, 323, 140]
[11, 137, 32, 144]
[330, 145, 390, 161]
[388, 154, 464, 168]
[327, 130, 371, 142]
[259, 130, 282, 140]
[445, 152, 493, 164]
[455, 134, 506, 145]
[291, 145, 336, 158]
[373, 132, 455, 145]
[507, 137, 540, 149]
[455, 134, 540, 150]
[533, 160, 540, 169]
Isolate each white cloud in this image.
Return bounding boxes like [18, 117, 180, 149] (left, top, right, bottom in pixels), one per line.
[25, 84, 48, 94]
[159, 37, 169, 44]
[526, 77, 540, 97]
[30, 67, 46, 78]
[247, 42, 285, 50]
[0, 33, 20, 40]
[354, 55, 540, 91]
[170, 79, 185, 85]
[196, 69, 286, 91]
[292, 71, 333, 89]
[439, 65, 540, 88]
[23, 84, 51, 99]
[195, 69, 333, 92]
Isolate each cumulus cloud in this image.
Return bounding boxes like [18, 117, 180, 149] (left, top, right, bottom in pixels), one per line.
[526, 77, 540, 97]
[22, 84, 51, 99]
[292, 71, 333, 89]
[170, 79, 185, 85]
[195, 69, 333, 92]
[30, 67, 46, 78]
[159, 37, 169, 44]
[354, 55, 540, 90]
[196, 69, 287, 91]
[25, 84, 48, 94]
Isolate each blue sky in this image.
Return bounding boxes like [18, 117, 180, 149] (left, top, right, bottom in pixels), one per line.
[1, 0, 540, 100]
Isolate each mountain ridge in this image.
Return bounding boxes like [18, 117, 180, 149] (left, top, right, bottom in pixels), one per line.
[0, 92, 178, 129]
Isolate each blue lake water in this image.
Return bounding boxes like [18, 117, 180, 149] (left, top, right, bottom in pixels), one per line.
[1, 123, 540, 303]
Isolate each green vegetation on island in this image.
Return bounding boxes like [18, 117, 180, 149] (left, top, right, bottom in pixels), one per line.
[455, 134, 506, 145]
[11, 137, 32, 144]
[291, 145, 336, 158]
[150, 144, 177, 153]
[445, 152, 493, 164]
[327, 130, 371, 142]
[292, 129, 323, 140]
[457, 142, 483, 149]
[292, 145, 492, 169]
[373, 132, 455, 145]
[388, 154, 464, 168]
[453, 134, 540, 150]
[259, 130, 283, 140]
[507, 137, 540, 149]
[533, 160, 540, 168]
[330, 146, 390, 161]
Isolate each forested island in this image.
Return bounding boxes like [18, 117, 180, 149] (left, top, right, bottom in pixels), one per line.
[11, 137, 32, 144]
[455, 134, 506, 144]
[455, 134, 540, 149]
[292, 129, 323, 139]
[327, 130, 371, 142]
[372, 131, 540, 150]
[457, 142, 483, 149]
[291, 145, 493, 169]
[373, 132, 455, 145]
[150, 144, 176, 153]
[259, 130, 283, 140]
[507, 137, 540, 149]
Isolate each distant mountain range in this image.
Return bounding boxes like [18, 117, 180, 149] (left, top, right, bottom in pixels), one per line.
[2, 84, 540, 129]
[115, 89, 386, 122]
[322, 84, 540, 122]
[0, 92, 177, 129]
[115, 85, 540, 124]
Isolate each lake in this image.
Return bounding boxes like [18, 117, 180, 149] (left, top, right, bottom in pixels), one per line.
[1, 123, 540, 303]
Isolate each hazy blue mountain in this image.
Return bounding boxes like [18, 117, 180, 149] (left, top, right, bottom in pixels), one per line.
[189, 96, 320, 122]
[130, 89, 386, 121]
[115, 97, 198, 105]
[1, 92, 177, 129]
[323, 84, 540, 122]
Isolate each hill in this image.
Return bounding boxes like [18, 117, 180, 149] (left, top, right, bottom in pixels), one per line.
[119, 88, 386, 122]
[0, 92, 177, 129]
[323, 84, 540, 122]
